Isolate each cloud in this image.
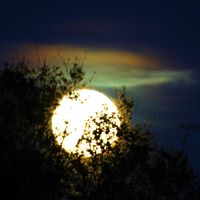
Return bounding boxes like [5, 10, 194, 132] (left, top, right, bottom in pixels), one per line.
[8, 43, 195, 88]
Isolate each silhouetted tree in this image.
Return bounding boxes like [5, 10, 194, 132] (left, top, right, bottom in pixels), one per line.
[0, 58, 199, 200]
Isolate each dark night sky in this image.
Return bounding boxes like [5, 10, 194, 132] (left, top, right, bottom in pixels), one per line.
[1, 0, 200, 173]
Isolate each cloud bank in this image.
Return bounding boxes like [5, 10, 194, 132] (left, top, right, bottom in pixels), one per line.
[7, 44, 196, 88]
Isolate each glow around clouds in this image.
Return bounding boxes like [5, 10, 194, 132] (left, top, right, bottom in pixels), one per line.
[13, 44, 194, 88]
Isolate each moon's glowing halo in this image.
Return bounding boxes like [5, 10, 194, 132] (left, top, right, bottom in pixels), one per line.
[51, 89, 120, 157]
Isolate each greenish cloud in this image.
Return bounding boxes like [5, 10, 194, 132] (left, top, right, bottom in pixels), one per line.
[85, 66, 193, 88]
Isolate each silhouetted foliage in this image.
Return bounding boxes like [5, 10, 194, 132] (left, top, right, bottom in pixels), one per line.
[0, 58, 200, 200]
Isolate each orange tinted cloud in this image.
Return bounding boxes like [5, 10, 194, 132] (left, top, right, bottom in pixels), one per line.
[17, 44, 163, 70]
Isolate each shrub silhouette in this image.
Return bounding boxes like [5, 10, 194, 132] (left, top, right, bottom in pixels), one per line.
[0, 58, 200, 200]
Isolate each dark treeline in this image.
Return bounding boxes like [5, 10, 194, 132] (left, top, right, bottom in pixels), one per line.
[0, 59, 200, 200]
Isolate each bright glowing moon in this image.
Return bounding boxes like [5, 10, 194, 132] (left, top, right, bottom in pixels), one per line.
[52, 89, 120, 157]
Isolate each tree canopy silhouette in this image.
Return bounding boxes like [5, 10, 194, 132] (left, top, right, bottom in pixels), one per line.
[0, 58, 200, 200]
